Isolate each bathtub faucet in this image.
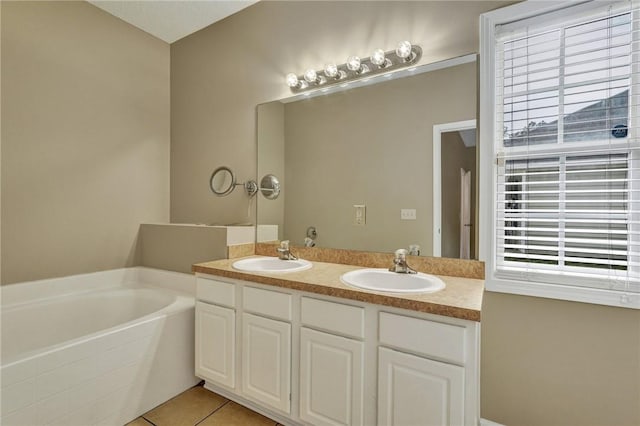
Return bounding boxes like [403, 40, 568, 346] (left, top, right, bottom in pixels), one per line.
[277, 240, 298, 261]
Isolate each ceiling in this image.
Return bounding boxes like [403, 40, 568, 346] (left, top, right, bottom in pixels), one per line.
[88, 0, 258, 43]
[459, 129, 477, 148]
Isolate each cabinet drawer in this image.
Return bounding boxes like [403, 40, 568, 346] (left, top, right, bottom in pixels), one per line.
[301, 297, 364, 339]
[197, 277, 235, 308]
[243, 286, 292, 321]
[379, 312, 466, 365]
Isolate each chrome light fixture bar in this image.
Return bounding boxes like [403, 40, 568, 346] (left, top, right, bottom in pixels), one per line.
[285, 40, 422, 94]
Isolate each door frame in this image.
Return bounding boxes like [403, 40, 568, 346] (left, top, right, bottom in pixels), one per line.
[432, 119, 477, 257]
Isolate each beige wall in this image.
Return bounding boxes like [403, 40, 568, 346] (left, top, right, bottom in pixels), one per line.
[256, 102, 285, 240]
[482, 292, 640, 426]
[441, 131, 476, 259]
[139, 224, 228, 274]
[170, 0, 504, 226]
[1, 1, 170, 284]
[278, 63, 476, 254]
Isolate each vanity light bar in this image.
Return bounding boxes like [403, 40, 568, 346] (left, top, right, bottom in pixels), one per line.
[285, 41, 422, 94]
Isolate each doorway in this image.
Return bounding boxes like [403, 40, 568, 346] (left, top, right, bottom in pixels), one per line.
[432, 120, 477, 258]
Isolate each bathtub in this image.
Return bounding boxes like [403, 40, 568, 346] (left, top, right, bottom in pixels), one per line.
[1, 267, 200, 426]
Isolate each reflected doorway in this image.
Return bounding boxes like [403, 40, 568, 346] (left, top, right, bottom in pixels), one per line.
[432, 120, 477, 259]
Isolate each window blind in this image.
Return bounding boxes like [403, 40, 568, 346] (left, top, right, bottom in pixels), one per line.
[495, 0, 640, 294]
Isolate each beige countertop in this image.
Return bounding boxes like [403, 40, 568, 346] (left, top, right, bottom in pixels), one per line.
[193, 256, 483, 322]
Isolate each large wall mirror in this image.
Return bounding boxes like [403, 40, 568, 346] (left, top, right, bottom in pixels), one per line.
[257, 55, 478, 259]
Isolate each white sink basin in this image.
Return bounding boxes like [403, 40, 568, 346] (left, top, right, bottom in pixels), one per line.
[232, 256, 312, 273]
[340, 268, 445, 294]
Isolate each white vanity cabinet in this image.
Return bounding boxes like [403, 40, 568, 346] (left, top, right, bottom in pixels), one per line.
[378, 347, 464, 426]
[195, 302, 236, 388]
[195, 278, 236, 389]
[377, 312, 475, 426]
[195, 273, 479, 426]
[241, 285, 293, 414]
[299, 297, 365, 426]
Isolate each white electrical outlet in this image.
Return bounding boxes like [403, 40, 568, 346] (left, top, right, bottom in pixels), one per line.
[354, 204, 366, 225]
[401, 209, 417, 220]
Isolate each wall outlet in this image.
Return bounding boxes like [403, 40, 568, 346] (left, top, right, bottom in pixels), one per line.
[401, 209, 417, 220]
[354, 204, 366, 225]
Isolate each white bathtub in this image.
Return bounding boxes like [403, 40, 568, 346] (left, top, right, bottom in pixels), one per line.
[0, 267, 200, 426]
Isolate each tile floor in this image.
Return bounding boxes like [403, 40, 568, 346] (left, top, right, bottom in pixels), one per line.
[126, 384, 283, 426]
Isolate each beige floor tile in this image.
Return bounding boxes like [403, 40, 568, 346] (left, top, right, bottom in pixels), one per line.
[125, 418, 153, 426]
[199, 401, 277, 426]
[143, 386, 228, 426]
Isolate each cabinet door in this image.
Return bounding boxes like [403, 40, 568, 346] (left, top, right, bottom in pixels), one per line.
[195, 301, 235, 388]
[242, 313, 291, 413]
[378, 347, 464, 426]
[300, 328, 364, 426]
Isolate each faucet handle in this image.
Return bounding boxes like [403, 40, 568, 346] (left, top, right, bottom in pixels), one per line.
[280, 240, 290, 250]
[394, 248, 408, 260]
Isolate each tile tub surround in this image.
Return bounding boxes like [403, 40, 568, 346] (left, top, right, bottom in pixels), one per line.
[255, 242, 485, 279]
[193, 257, 483, 321]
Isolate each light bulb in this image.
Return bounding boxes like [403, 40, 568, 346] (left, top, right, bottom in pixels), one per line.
[324, 63, 338, 78]
[371, 48, 386, 66]
[346, 55, 361, 71]
[286, 73, 299, 88]
[304, 69, 318, 83]
[396, 40, 413, 60]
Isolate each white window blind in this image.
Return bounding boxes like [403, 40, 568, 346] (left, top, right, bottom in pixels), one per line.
[495, 0, 640, 295]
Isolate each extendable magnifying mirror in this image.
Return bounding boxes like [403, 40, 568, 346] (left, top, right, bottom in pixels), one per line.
[210, 166, 258, 197]
[259, 174, 281, 200]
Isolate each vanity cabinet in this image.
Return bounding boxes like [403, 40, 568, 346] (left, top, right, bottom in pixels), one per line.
[195, 302, 236, 389]
[195, 276, 237, 389]
[299, 327, 364, 426]
[378, 347, 464, 426]
[299, 296, 365, 426]
[195, 274, 479, 426]
[242, 313, 291, 413]
[377, 312, 471, 426]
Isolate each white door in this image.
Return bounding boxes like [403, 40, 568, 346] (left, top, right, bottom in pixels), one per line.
[299, 327, 364, 426]
[460, 168, 472, 259]
[242, 313, 291, 413]
[378, 347, 464, 426]
[195, 301, 235, 388]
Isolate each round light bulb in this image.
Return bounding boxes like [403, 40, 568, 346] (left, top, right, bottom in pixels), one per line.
[304, 69, 318, 83]
[286, 73, 299, 88]
[324, 63, 339, 78]
[346, 55, 361, 71]
[371, 48, 386, 66]
[395, 40, 413, 59]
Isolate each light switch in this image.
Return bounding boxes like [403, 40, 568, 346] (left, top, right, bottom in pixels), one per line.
[401, 209, 417, 220]
[354, 204, 366, 225]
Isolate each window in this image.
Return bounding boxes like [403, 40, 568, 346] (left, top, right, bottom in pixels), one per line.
[481, 0, 640, 307]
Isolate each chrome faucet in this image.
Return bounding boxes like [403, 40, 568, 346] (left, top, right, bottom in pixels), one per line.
[389, 249, 417, 274]
[277, 240, 298, 260]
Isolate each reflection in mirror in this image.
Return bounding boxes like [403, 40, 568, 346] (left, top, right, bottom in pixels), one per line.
[440, 128, 476, 259]
[257, 55, 478, 259]
[210, 166, 236, 196]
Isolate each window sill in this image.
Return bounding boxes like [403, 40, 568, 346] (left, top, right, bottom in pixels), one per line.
[486, 277, 640, 309]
